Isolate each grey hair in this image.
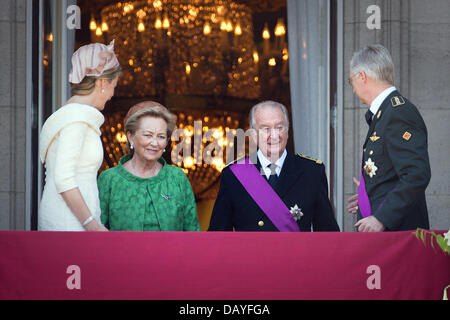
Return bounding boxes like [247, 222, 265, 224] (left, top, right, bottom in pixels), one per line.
[350, 44, 395, 85]
[249, 100, 290, 129]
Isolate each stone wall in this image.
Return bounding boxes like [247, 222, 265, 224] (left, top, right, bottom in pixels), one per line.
[342, 0, 450, 230]
[0, 0, 27, 230]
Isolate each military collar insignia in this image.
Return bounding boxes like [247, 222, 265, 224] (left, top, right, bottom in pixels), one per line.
[364, 158, 378, 178]
[290, 204, 304, 221]
[391, 96, 405, 107]
[370, 132, 381, 142]
[377, 110, 382, 119]
[297, 153, 323, 164]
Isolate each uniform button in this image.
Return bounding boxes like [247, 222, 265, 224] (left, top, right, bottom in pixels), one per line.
[258, 221, 264, 227]
[369, 150, 373, 155]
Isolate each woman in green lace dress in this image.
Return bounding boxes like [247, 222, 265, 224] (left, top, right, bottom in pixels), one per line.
[98, 102, 200, 231]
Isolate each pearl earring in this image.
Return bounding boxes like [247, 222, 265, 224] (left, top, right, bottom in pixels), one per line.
[101, 89, 105, 93]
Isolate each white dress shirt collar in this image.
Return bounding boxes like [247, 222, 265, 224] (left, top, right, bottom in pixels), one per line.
[369, 86, 397, 116]
[257, 149, 287, 179]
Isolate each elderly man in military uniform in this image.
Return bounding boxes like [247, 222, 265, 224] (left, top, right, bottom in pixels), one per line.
[208, 100, 340, 232]
[347, 44, 431, 232]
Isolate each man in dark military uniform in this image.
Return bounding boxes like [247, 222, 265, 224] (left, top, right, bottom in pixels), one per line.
[347, 44, 431, 231]
[208, 101, 340, 232]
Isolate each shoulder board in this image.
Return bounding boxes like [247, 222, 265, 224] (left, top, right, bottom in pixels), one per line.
[297, 153, 323, 164]
[391, 96, 405, 107]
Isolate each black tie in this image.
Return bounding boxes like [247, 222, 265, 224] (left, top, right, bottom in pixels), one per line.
[365, 109, 373, 126]
[267, 163, 278, 188]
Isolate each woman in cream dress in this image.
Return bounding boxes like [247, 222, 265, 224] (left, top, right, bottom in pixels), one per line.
[39, 40, 121, 231]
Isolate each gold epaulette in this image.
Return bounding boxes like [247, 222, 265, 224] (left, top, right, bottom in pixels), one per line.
[297, 153, 323, 164]
[391, 96, 405, 107]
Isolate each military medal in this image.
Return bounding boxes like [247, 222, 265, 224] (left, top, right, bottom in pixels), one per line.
[290, 204, 304, 221]
[364, 158, 378, 178]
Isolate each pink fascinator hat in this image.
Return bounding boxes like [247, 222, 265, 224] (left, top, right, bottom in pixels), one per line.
[69, 40, 120, 84]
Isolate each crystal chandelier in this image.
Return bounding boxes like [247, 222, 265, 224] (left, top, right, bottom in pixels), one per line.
[96, 0, 261, 99]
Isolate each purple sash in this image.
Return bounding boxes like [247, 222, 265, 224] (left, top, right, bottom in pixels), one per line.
[358, 170, 372, 218]
[229, 158, 300, 232]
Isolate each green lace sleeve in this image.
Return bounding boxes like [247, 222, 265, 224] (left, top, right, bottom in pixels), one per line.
[98, 170, 111, 228]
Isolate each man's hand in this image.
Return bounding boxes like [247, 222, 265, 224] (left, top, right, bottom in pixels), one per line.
[354, 215, 386, 232]
[346, 177, 360, 214]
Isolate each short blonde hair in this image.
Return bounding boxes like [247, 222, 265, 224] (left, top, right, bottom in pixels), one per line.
[125, 106, 177, 144]
[70, 66, 122, 96]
